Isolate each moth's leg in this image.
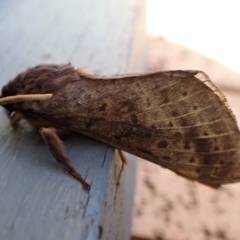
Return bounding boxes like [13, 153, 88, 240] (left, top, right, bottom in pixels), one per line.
[9, 111, 23, 127]
[39, 127, 90, 190]
[116, 149, 128, 186]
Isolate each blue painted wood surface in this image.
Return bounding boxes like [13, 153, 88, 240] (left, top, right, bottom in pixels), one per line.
[0, 0, 146, 239]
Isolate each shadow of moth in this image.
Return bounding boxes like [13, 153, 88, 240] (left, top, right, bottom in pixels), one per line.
[0, 64, 239, 189]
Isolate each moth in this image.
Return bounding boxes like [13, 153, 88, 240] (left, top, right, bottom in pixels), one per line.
[0, 64, 239, 189]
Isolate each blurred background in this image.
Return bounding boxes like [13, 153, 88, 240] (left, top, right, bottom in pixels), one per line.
[132, 1, 240, 240]
[1, 0, 240, 239]
[147, 0, 240, 73]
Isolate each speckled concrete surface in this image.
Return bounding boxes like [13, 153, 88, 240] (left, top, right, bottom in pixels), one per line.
[132, 37, 240, 240]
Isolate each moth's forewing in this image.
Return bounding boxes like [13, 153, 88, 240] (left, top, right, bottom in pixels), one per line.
[2, 66, 240, 187]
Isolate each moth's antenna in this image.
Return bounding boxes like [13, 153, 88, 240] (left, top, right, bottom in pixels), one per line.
[0, 93, 53, 105]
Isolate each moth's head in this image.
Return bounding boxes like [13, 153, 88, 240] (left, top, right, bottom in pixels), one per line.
[0, 63, 78, 114]
[0, 69, 35, 114]
[1, 75, 20, 113]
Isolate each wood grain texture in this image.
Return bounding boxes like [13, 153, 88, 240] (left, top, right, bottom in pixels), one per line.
[0, 0, 145, 239]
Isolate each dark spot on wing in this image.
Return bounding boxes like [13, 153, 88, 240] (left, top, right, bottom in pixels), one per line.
[114, 127, 135, 140]
[158, 141, 168, 148]
[99, 103, 107, 112]
[184, 140, 190, 150]
[203, 156, 211, 165]
[185, 128, 199, 138]
[173, 132, 182, 139]
[36, 82, 42, 88]
[195, 139, 212, 152]
[203, 131, 209, 136]
[137, 148, 154, 157]
[138, 125, 153, 137]
[193, 105, 198, 110]
[131, 114, 138, 124]
[183, 91, 188, 96]
[189, 157, 195, 163]
[214, 146, 219, 151]
[121, 100, 135, 111]
[86, 118, 97, 128]
[156, 126, 164, 134]
[196, 168, 201, 173]
[163, 156, 171, 160]
[169, 122, 173, 127]
[114, 134, 122, 141]
[180, 118, 187, 127]
[172, 110, 178, 117]
[86, 118, 104, 128]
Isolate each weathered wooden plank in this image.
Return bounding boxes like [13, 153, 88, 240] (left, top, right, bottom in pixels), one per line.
[0, 0, 146, 239]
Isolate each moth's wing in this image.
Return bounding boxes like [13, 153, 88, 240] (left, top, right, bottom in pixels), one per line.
[31, 70, 240, 187]
[131, 71, 240, 186]
[79, 70, 240, 187]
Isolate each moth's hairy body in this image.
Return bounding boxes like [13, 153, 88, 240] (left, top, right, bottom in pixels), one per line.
[1, 64, 240, 188]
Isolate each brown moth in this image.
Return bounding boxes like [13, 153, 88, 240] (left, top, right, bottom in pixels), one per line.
[0, 64, 240, 189]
